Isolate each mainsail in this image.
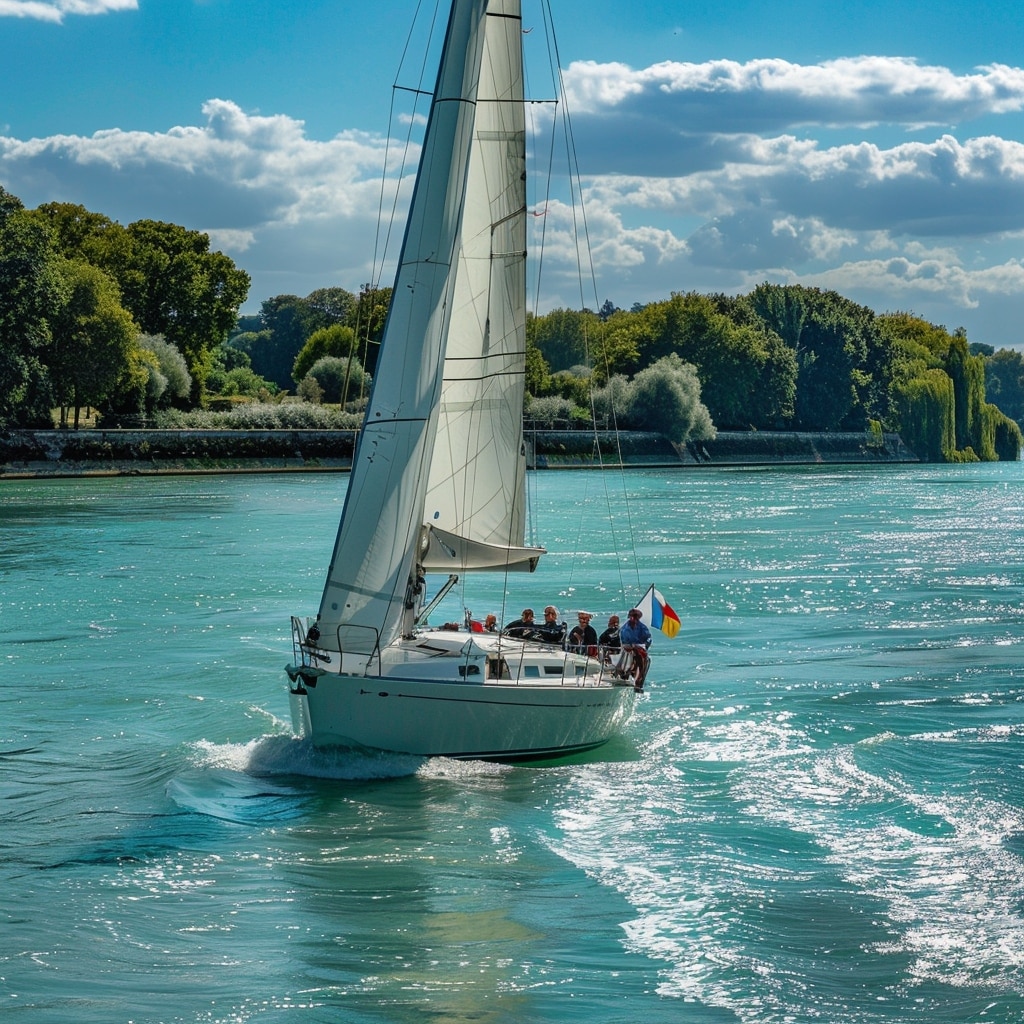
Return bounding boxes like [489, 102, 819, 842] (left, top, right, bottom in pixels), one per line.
[317, 0, 540, 656]
[421, 0, 542, 575]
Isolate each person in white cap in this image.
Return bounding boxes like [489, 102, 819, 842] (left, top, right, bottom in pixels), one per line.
[568, 610, 598, 654]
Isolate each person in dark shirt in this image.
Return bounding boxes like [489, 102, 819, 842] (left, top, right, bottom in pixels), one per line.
[598, 614, 621, 653]
[568, 610, 598, 654]
[503, 608, 535, 638]
[537, 605, 566, 645]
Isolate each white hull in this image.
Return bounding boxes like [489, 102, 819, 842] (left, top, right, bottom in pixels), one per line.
[287, 631, 638, 760]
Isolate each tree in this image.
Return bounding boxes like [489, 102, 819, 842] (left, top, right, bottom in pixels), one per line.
[894, 368, 956, 462]
[985, 348, 1024, 428]
[990, 405, 1023, 461]
[623, 354, 715, 443]
[749, 284, 880, 430]
[0, 188, 66, 428]
[306, 355, 371, 405]
[138, 334, 192, 407]
[524, 336, 552, 397]
[529, 307, 599, 373]
[304, 286, 357, 330]
[653, 293, 796, 429]
[945, 330, 989, 457]
[591, 313, 644, 384]
[296, 374, 324, 404]
[118, 220, 250, 395]
[352, 284, 392, 378]
[30, 202, 134, 281]
[49, 260, 138, 427]
[293, 324, 358, 383]
[238, 295, 314, 389]
[749, 282, 807, 349]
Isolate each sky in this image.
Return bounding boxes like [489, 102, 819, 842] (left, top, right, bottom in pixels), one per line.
[2, 0, 1024, 350]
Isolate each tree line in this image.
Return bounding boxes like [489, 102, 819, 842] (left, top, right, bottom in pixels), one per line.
[1, 185, 1021, 462]
[0, 187, 252, 428]
[526, 290, 1023, 461]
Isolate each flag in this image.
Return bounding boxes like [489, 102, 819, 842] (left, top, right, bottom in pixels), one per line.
[636, 585, 681, 638]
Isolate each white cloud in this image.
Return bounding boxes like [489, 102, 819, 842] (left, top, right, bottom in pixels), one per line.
[580, 132, 1024, 245]
[0, 99, 396, 229]
[0, 0, 135, 22]
[562, 56, 1024, 130]
[2, 51, 1024, 344]
[804, 256, 1024, 309]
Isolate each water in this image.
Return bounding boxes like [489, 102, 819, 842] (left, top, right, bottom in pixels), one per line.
[2, 464, 1022, 1023]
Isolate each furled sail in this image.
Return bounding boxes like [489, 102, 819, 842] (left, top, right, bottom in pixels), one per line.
[316, 0, 491, 655]
[421, 0, 544, 574]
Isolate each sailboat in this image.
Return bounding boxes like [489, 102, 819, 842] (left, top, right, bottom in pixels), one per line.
[285, 0, 649, 760]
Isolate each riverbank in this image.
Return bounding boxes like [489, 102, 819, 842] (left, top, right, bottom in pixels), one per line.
[0, 427, 919, 478]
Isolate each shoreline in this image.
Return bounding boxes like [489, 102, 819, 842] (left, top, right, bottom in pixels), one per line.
[0, 428, 919, 479]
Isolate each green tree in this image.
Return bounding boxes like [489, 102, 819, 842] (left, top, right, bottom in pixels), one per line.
[591, 311, 644, 383]
[0, 188, 66, 428]
[990, 405, 1023, 461]
[655, 293, 797, 429]
[985, 348, 1024, 428]
[529, 307, 599, 373]
[306, 355, 372, 405]
[49, 260, 138, 427]
[243, 295, 314, 389]
[524, 336, 552, 397]
[623, 353, 715, 444]
[945, 330, 990, 457]
[293, 324, 357, 383]
[750, 284, 880, 430]
[30, 202, 134, 282]
[894, 368, 956, 462]
[226, 329, 281, 386]
[138, 333, 192, 408]
[118, 220, 250, 395]
[351, 284, 391, 379]
[304, 286, 357, 330]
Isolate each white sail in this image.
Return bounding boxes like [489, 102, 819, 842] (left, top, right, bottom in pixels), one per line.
[421, 0, 544, 574]
[317, 0, 491, 656]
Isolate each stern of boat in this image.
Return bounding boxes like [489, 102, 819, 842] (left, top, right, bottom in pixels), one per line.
[285, 615, 330, 738]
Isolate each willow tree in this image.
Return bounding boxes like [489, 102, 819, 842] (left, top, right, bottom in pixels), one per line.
[894, 368, 956, 462]
[945, 331, 989, 458]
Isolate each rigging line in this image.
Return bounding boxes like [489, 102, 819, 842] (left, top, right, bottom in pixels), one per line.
[375, 0, 439, 293]
[523, 103, 556, 557]
[357, 0, 448, 407]
[539, 0, 643, 602]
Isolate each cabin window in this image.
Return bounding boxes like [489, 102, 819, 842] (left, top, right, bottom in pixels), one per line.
[458, 664, 481, 677]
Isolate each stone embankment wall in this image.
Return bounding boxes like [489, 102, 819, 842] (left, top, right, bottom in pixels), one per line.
[0, 429, 357, 478]
[529, 430, 918, 467]
[0, 428, 918, 478]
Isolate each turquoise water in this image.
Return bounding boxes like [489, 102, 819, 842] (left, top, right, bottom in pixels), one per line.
[2, 464, 1023, 1023]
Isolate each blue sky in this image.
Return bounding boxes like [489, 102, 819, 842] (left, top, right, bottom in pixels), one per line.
[2, 0, 1024, 350]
